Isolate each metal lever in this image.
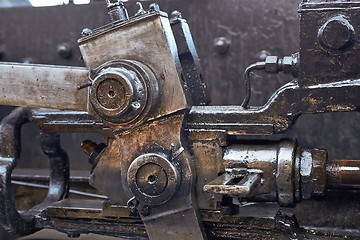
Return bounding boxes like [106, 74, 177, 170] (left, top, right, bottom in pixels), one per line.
[204, 168, 262, 197]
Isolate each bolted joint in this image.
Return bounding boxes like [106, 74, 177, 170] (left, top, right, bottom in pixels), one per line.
[127, 153, 179, 206]
[299, 149, 327, 200]
[282, 53, 299, 77]
[265, 54, 299, 77]
[89, 60, 159, 124]
[265, 56, 281, 73]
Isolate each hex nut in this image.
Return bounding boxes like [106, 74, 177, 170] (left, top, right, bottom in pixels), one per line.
[300, 149, 327, 200]
[310, 149, 327, 197]
[265, 56, 279, 73]
[300, 149, 313, 200]
[282, 56, 293, 74]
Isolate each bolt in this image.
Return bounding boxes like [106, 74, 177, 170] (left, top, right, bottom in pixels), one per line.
[81, 28, 92, 36]
[318, 15, 354, 51]
[213, 37, 230, 55]
[57, 43, 72, 59]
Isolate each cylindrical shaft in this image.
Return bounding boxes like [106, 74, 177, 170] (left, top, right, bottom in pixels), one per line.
[327, 160, 360, 189]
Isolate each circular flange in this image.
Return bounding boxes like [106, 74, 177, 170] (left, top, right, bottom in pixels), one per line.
[276, 141, 296, 207]
[89, 60, 158, 124]
[127, 153, 179, 206]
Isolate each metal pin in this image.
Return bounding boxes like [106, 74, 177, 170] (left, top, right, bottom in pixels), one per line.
[77, 82, 92, 90]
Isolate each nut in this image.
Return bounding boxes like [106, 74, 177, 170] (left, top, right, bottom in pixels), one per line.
[265, 56, 280, 73]
[311, 149, 327, 197]
[282, 56, 293, 74]
[300, 149, 327, 200]
[282, 53, 299, 77]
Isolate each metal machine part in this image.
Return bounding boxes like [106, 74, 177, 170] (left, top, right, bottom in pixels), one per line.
[204, 140, 328, 206]
[0, 0, 359, 240]
[88, 60, 159, 124]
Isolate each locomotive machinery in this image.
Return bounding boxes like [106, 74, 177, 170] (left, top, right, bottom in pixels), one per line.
[0, 0, 359, 239]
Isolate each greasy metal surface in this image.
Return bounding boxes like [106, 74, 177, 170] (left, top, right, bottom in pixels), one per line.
[170, 14, 210, 106]
[0, 0, 358, 240]
[88, 60, 158, 124]
[0, 63, 88, 110]
[0, 108, 72, 236]
[327, 159, 360, 189]
[114, 114, 206, 239]
[74, 6, 207, 239]
[0, 108, 37, 236]
[78, 12, 189, 126]
[299, 1, 360, 86]
[188, 79, 360, 135]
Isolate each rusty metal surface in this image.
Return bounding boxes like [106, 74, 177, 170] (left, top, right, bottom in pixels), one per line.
[0, 63, 88, 111]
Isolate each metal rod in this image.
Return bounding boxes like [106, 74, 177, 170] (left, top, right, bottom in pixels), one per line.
[327, 160, 360, 189]
[11, 180, 108, 200]
[240, 62, 266, 108]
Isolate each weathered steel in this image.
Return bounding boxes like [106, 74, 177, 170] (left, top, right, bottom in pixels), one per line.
[0, 108, 71, 236]
[0, 63, 88, 111]
[0, 0, 359, 240]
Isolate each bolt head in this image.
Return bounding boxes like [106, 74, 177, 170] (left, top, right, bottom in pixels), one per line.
[57, 43, 72, 59]
[213, 37, 230, 55]
[81, 28, 93, 36]
[318, 15, 354, 51]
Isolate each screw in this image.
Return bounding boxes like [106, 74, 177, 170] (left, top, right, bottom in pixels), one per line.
[213, 37, 230, 55]
[57, 43, 72, 59]
[81, 28, 92, 36]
